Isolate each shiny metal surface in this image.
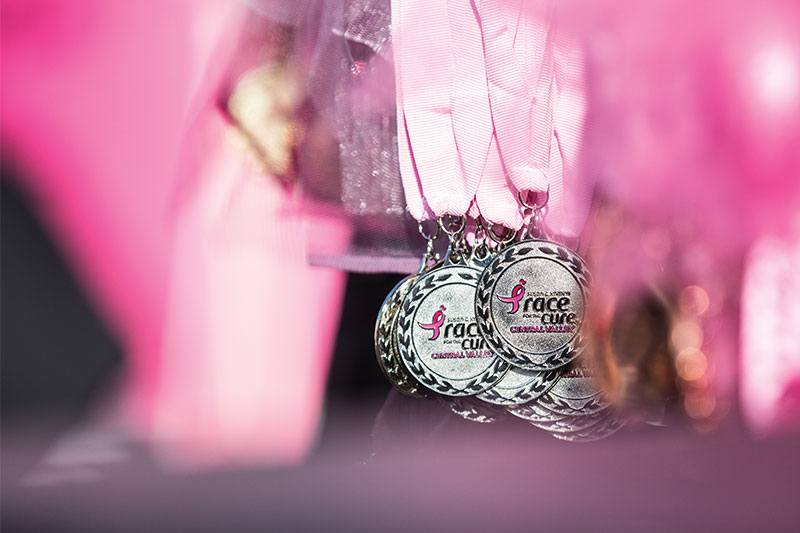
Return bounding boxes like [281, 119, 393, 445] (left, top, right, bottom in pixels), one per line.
[529, 408, 615, 434]
[506, 398, 567, 424]
[476, 240, 591, 370]
[550, 416, 626, 442]
[475, 366, 560, 406]
[374, 275, 427, 397]
[395, 264, 509, 396]
[437, 394, 507, 424]
[538, 360, 611, 415]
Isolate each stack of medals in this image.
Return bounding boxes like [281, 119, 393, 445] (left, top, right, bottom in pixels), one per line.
[375, 204, 626, 442]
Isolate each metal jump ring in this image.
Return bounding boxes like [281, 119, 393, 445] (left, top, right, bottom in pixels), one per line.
[518, 186, 550, 211]
[438, 215, 466, 236]
[488, 223, 517, 245]
[418, 220, 440, 241]
[474, 218, 488, 243]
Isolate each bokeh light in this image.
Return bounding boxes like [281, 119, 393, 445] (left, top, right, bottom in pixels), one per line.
[751, 40, 800, 114]
[685, 390, 717, 419]
[678, 285, 710, 317]
[670, 319, 704, 353]
[676, 348, 708, 382]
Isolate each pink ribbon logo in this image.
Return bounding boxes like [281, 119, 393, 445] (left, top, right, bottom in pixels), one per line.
[498, 279, 526, 314]
[419, 305, 446, 340]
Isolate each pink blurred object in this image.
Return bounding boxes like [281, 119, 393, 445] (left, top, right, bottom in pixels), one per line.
[574, 0, 800, 430]
[1, 0, 218, 421]
[741, 221, 800, 435]
[1, 0, 347, 466]
[154, 112, 348, 467]
[583, 0, 800, 248]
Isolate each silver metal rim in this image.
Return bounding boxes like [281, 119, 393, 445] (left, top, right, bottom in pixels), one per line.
[529, 407, 615, 434]
[475, 367, 561, 406]
[374, 275, 427, 398]
[475, 239, 591, 370]
[396, 264, 510, 396]
[536, 390, 611, 416]
[549, 416, 626, 442]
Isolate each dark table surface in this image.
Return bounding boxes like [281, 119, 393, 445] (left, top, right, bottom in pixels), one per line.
[3, 394, 800, 533]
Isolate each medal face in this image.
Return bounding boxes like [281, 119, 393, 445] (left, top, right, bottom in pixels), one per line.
[476, 367, 561, 406]
[375, 275, 427, 398]
[476, 240, 591, 370]
[396, 263, 510, 396]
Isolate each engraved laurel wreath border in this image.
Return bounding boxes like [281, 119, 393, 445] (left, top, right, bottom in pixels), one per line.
[374, 275, 427, 398]
[396, 266, 510, 396]
[475, 368, 561, 406]
[536, 391, 611, 417]
[528, 406, 614, 434]
[438, 395, 507, 424]
[506, 393, 613, 426]
[506, 398, 567, 424]
[550, 416, 626, 442]
[475, 241, 593, 371]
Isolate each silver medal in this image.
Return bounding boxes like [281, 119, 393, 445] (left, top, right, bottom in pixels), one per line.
[375, 223, 442, 397]
[536, 360, 610, 416]
[506, 399, 568, 424]
[374, 274, 428, 398]
[508, 397, 624, 440]
[396, 262, 510, 397]
[550, 416, 625, 442]
[476, 366, 560, 406]
[476, 239, 590, 370]
[528, 408, 614, 434]
[438, 394, 507, 424]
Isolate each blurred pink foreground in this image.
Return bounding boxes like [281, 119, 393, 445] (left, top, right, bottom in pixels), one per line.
[2, 0, 799, 467]
[2, 0, 348, 466]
